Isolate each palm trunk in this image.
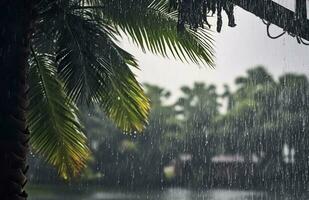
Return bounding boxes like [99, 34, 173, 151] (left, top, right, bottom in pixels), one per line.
[0, 1, 34, 199]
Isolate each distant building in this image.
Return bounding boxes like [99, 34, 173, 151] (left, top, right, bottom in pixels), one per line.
[164, 153, 260, 188]
[163, 153, 193, 183]
[211, 154, 245, 163]
[209, 154, 259, 188]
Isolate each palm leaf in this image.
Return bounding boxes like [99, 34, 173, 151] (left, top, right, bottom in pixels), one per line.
[55, 11, 113, 104]
[98, 49, 150, 132]
[54, 10, 149, 132]
[74, 0, 215, 67]
[28, 51, 91, 179]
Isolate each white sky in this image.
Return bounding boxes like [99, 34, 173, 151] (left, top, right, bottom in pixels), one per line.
[119, 4, 309, 103]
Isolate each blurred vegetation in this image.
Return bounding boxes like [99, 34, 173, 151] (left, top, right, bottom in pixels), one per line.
[29, 66, 309, 192]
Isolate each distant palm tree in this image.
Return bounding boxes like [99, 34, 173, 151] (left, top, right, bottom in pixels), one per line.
[0, 0, 214, 199]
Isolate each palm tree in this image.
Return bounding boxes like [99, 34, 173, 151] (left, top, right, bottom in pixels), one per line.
[277, 74, 309, 189]
[0, 0, 214, 199]
[175, 83, 220, 185]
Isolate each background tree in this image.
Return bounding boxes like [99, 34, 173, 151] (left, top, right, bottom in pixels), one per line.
[277, 74, 309, 190]
[175, 82, 220, 186]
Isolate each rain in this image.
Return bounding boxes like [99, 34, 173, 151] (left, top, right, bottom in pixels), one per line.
[0, 0, 309, 200]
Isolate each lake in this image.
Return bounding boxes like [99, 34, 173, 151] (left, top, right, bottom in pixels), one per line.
[29, 188, 309, 200]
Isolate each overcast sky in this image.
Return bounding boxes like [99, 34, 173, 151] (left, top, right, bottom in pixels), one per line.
[119, 2, 309, 102]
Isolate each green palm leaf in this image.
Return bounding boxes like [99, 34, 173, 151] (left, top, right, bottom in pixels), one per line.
[99, 50, 150, 132]
[54, 10, 150, 132]
[75, 0, 215, 67]
[28, 51, 91, 179]
[55, 11, 113, 104]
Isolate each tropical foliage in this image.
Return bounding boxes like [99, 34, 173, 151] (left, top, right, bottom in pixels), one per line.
[28, 0, 214, 179]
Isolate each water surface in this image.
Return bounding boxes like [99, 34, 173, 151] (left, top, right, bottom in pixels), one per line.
[29, 188, 309, 200]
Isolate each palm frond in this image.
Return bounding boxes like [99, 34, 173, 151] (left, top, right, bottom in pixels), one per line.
[28, 51, 91, 179]
[74, 0, 215, 67]
[98, 49, 150, 132]
[54, 10, 149, 132]
[55, 11, 113, 104]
